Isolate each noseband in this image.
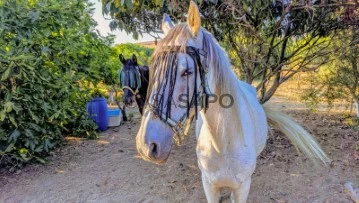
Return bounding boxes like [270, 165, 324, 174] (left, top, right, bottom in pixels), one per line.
[147, 46, 211, 145]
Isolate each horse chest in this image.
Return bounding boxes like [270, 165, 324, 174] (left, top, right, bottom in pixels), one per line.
[196, 134, 257, 187]
[196, 151, 257, 188]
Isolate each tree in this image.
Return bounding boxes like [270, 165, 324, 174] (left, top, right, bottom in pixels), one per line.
[102, 0, 357, 103]
[302, 29, 359, 116]
[114, 43, 154, 66]
[0, 0, 116, 166]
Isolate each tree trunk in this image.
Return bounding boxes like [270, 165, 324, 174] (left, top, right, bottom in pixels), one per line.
[260, 73, 281, 104]
[354, 97, 359, 118]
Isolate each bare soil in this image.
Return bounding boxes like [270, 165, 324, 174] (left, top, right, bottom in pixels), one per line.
[0, 98, 358, 203]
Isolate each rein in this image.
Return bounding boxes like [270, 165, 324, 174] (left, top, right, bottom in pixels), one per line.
[147, 46, 211, 145]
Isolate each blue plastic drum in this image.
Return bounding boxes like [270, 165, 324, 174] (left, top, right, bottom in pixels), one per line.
[86, 97, 108, 131]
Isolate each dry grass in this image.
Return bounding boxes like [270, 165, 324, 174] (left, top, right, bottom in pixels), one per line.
[271, 73, 355, 114]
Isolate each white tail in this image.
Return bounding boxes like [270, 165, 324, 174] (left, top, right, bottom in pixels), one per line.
[263, 106, 330, 164]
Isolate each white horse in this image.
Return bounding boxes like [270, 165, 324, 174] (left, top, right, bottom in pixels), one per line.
[136, 2, 329, 202]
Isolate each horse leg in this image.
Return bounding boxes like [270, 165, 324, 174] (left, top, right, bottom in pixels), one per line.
[122, 105, 128, 121]
[202, 174, 220, 203]
[135, 97, 144, 115]
[139, 106, 143, 115]
[230, 178, 251, 203]
[116, 100, 128, 121]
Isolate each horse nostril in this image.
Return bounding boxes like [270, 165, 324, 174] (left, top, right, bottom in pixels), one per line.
[150, 143, 158, 158]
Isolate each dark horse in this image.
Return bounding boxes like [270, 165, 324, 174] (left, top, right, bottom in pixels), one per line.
[119, 54, 149, 115]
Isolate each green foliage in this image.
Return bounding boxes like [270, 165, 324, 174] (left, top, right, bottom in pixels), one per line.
[301, 83, 320, 112]
[301, 30, 359, 115]
[100, 46, 120, 86]
[103, 0, 352, 103]
[127, 112, 134, 121]
[103, 0, 166, 39]
[114, 43, 154, 66]
[0, 0, 115, 166]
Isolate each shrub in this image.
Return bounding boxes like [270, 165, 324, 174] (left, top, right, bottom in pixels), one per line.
[114, 43, 154, 66]
[0, 0, 116, 166]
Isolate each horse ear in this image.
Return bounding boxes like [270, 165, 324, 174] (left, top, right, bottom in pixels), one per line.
[119, 54, 126, 64]
[161, 13, 174, 35]
[132, 54, 137, 64]
[187, 1, 201, 37]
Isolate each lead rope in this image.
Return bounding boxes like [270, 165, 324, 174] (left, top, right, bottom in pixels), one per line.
[122, 86, 139, 95]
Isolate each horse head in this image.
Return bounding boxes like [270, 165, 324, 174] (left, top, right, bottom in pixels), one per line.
[136, 2, 208, 164]
[119, 53, 141, 108]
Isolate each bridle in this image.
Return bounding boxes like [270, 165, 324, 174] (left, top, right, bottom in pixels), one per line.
[147, 46, 211, 145]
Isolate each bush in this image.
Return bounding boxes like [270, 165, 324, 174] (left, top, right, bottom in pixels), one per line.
[300, 31, 358, 116]
[0, 0, 117, 166]
[114, 43, 154, 66]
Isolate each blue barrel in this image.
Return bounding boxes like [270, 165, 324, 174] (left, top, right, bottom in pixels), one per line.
[86, 97, 108, 131]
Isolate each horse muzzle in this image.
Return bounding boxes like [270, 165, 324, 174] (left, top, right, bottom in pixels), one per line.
[124, 97, 136, 108]
[137, 145, 170, 164]
[136, 116, 174, 164]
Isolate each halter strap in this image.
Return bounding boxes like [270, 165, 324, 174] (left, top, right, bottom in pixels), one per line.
[147, 104, 195, 145]
[147, 45, 211, 145]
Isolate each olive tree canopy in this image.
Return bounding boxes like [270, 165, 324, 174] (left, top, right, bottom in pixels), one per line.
[103, 0, 358, 103]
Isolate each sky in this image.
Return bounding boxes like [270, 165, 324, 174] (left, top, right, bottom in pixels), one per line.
[89, 0, 156, 44]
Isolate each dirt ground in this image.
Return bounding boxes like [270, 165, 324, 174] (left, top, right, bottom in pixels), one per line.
[0, 97, 358, 203]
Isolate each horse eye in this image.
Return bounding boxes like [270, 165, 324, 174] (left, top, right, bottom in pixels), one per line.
[181, 70, 193, 77]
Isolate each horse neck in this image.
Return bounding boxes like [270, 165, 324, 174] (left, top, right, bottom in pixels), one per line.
[135, 66, 149, 114]
[199, 61, 244, 152]
[138, 80, 147, 98]
[138, 66, 149, 97]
